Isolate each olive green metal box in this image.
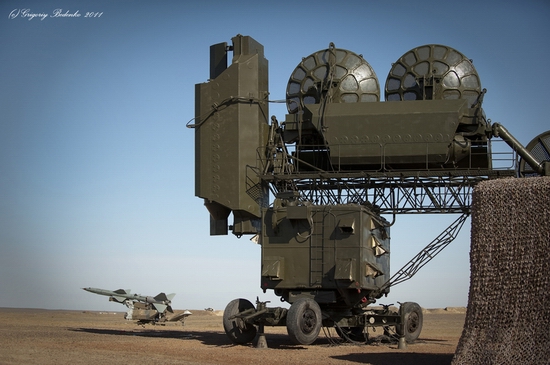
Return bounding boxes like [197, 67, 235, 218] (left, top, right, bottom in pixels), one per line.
[261, 203, 390, 303]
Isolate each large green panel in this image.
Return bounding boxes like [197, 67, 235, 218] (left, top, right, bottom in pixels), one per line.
[194, 35, 269, 231]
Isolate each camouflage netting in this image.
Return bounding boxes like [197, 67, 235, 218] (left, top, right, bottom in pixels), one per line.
[452, 177, 550, 365]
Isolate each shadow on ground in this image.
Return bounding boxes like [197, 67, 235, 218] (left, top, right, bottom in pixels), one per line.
[70, 327, 455, 363]
[71, 327, 367, 349]
[332, 352, 453, 365]
[71, 328, 309, 348]
[71, 328, 228, 345]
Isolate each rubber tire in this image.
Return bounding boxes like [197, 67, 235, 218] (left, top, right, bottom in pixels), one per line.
[286, 298, 322, 345]
[223, 298, 257, 344]
[396, 302, 423, 343]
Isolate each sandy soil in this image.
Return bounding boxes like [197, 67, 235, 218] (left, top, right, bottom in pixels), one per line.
[0, 307, 466, 365]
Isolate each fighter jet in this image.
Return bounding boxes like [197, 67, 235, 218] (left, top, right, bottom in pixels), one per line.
[82, 287, 191, 325]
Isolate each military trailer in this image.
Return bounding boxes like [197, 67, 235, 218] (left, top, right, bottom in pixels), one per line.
[190, 35, 549, 346]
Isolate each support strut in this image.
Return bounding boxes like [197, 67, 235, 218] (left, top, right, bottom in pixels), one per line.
[372, 213, 469, 298]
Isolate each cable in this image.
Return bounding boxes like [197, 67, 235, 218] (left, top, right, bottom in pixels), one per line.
[186, 97, 285, 128]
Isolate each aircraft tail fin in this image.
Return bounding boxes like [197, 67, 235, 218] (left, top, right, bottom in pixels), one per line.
[154, 292, 175, 302]
[153, 292, 175, 313]
[153, 303, 173, 313]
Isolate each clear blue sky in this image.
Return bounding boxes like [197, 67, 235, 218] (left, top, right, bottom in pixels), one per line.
[1, 0, 548, 311]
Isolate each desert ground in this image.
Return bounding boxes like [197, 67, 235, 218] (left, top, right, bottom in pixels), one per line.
[0, 307, 466, 365]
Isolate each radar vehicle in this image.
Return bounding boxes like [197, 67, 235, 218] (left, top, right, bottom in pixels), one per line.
[190, 35, 549, 346]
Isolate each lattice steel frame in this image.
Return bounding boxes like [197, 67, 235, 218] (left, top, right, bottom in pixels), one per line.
[261, 170, 515, 215]
[256, 136, 517, 292]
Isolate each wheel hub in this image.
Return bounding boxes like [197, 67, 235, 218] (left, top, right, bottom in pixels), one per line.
[407, 312, 419, 333]
[300, 309, 317, 334]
